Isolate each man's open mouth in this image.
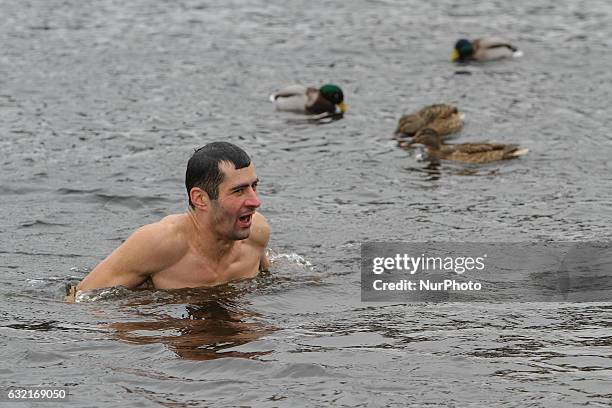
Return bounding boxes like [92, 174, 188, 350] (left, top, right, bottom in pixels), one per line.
[238, 213, 253, 223]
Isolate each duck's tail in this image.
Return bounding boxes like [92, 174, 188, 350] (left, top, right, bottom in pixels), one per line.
[512, 50, 524, 58]
[511, 148, 529, 157]
[269, 93, 277, 102]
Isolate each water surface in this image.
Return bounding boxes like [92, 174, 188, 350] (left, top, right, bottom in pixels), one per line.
[1, 0, 611, 406]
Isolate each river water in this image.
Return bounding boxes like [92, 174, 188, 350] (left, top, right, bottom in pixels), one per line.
[1, 0, 611, 406]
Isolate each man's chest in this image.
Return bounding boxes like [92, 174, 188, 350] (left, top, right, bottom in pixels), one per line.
[152, 245, 261, 289]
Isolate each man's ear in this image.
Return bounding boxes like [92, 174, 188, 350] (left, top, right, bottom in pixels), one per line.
[189, 187, 210, 211]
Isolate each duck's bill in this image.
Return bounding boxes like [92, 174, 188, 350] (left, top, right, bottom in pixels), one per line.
[450, 49, 459, 62]
[336, 102, 348, 114]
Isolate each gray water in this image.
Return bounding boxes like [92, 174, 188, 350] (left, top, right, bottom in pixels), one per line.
[1, 0, 611, 406]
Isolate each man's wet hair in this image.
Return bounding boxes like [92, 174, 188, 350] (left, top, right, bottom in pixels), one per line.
[186, 142, 251, 207]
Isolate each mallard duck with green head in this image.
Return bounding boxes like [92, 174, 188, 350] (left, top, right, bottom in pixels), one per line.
[412, 128, 528, 164]
[395, 104, 464, 139]
[451, 38, 523, 62]
[269, 84, 347, 115]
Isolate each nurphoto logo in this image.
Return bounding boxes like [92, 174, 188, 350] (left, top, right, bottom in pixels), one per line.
[361, 242, 612, 302]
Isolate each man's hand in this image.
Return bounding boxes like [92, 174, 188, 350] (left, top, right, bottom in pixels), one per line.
[64, 285, 78, 303]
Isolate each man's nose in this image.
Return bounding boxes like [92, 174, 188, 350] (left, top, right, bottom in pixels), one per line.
[245, 188, 261, 208]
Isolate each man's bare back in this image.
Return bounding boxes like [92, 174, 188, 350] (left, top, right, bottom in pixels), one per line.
[72, 142, 270, 299]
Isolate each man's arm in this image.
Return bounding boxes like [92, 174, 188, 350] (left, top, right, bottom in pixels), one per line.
[78, 222, 183, 291]
[250, 212, 271, 271]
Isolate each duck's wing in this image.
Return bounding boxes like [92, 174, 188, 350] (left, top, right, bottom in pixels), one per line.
[476, 38, 517, 52]
[270, 85, 309, 100]
[395, 112, 423, 136]
[474, 38, 520, 60]
[396, 104, 448, 134]
[429, 120, 463, 137]
[413, 104, 462, 137]
[397, 104, 461, 137]
[420, 104, 458, 118]
[451, 143, 518, 154]
[270, 85, 313, 112]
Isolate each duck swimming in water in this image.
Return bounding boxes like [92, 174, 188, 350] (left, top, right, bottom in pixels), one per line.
[412, 128, 528, 164]
[395, 104, 464, 139]
[451, 38, 522, 62]
[269, 84, 347, 115]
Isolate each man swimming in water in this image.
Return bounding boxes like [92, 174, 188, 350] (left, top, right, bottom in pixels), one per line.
[74, 142, 270, 294]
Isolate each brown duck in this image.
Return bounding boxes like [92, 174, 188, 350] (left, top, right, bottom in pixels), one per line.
[412, 128, 528, 164]
[395, 104, 464, 138]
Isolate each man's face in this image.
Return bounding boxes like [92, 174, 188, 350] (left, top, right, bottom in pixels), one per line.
[209, 161, 261, 240]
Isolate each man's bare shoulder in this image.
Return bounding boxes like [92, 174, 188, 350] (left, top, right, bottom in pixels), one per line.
[135, 214, 190, 258]
[112, 214, 192, 268]
[249, 212, 270, 248]
[74, 214, 191, 295]
[157, 213, 190, 231]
